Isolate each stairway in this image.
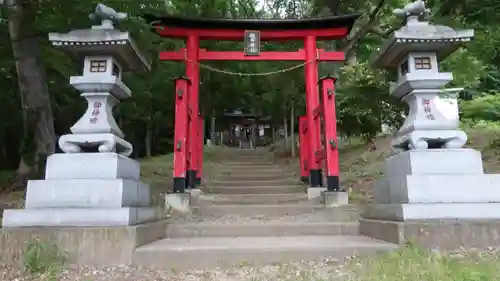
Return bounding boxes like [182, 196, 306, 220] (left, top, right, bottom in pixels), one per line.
[132, 149, 397, 269]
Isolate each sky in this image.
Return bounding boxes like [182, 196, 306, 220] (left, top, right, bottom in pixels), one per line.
[257, 0, 266, 10]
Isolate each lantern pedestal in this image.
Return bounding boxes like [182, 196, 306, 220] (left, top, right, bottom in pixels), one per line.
[2, 153, 160, 227]
[361, 148, 500, 248]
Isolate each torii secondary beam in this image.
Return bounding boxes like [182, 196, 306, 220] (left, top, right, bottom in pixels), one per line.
[160, 49, 345, 61]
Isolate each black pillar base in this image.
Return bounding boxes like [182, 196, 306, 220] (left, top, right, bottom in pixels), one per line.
[326, 175, 344, 192]
[300, 176, 309, 183]
[309, 169, 322, 187]
[184, 175, 190, 190]
[187, 170, 198, 189]
[173, 177, 186, 193]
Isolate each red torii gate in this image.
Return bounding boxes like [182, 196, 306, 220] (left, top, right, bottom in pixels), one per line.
[144, 14, 361, 193]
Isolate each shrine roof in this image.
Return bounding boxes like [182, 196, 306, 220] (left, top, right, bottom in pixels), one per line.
[143, 13, 361, 32]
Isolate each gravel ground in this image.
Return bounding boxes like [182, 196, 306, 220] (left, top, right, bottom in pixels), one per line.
[4, 249, 500, 281]
[0, 257, 353, 281]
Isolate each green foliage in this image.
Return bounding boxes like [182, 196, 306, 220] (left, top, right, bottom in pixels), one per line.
[461, 118, 500, 131]
[461, 94, 500, 121]
[461, 118, 500, 150]
[349, 245, 500, 281]
[441, 48, 485, 89]
[23, 239, 65, 276]
[337, 61, 404, 138]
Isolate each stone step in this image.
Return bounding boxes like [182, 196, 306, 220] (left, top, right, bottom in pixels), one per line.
[192, 204, 360, 220]
[222, 155, 268, 158]
[227, 156, 269, 159]
[222, 159, 272, 163]
[223, 151, 265, 154]
[222, 162, 275, 166]
[214, 161, 277, 166]
[207, 179, 299, 187]
[216, 164, 280, 170]
[132, 235, 398, 269]
[165, 222, 359, 238]
[203, 185, 305, 194]
[223, 158, 270, 162]
[194, 193, 308, 205]
[192, 204, 323, 217]
[215, 164, 286, 171]
[216, 168, 288, 175]
[213, 173, 296, 181]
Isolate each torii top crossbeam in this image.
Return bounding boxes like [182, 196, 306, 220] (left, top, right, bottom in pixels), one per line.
[143, 13, 361, 41]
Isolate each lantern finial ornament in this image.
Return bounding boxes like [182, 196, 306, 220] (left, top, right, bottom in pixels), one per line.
[89, 3, 127, 29]
[393, 0, 430, 25]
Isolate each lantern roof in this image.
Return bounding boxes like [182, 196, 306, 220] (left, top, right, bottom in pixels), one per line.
[370, 0, 473, 69]
[49, 3, 151, 73]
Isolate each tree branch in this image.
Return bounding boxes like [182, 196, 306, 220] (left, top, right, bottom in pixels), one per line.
[270, 0, 281, 18]
[236, 0, 251, 18]
[246, 0, 260, 19]
[341, 0, 387, 53]
[325, 0, 342, 16]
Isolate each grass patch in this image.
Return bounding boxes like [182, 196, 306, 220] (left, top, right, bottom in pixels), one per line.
[140, 146, 227, 187]
[140, 153, 174, 189]
[348, 245, 500, 281]
[23, 239, 66, 280]
[139, 146, 226, 205]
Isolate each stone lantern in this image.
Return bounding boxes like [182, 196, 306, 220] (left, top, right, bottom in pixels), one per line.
[371, 0, 473, 151]
[54, 4, 149, 156]
[1, 4, 158, 227]
[361, 0, 500, 248]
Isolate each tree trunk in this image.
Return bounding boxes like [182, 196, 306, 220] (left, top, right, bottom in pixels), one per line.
[201, 118, 205, 148]
[347, 51, 357, 64]
[283, 104, 289, 153]
[7, 0, 56, 186]
[283, 118, 288, 152]
[145, 125, 152, 158]
[210, 113, 216, 145]
[290, 103, 296, 157]
[250, 122, 257, 149]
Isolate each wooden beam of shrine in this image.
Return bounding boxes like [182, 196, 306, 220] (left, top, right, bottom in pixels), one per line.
[155, 26, 349, 41]
[159, 48, 345, 61]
